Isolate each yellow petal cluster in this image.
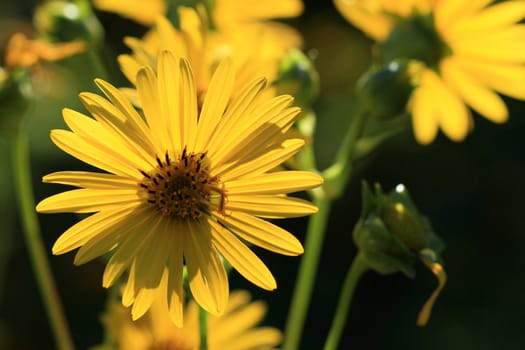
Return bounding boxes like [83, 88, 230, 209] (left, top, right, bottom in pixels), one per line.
[96, 276, 282, 350]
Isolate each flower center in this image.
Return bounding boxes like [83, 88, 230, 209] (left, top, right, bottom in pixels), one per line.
[378, 12, 450, 69]
[139, 147, 225, 220]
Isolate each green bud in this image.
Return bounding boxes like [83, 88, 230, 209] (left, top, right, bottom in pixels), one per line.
[357, 61, 413, 120]
[274, 48, 320, 108]
[33, 0, 104, 46]
[0, 68, 33, 135]
[354, 182, 444, 277]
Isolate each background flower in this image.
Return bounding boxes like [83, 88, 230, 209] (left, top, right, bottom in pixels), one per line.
[334, 0, 525, 144]
[96, 282, 282, 350]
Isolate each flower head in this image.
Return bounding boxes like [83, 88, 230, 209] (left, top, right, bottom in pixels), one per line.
[118, 8, 301, 103]
[36, 50, 322, 325]
[97, 275, 281, 350]
[335, 0, 525, 144]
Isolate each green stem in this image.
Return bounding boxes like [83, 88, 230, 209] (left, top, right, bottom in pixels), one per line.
[10, 127, 75, 350]
[282, 194, 331, 350]
[323, 108, 367, 199]
[199, 305, 208, 350]
[283, 107, 368, 350]
[323, 253, 368, 350]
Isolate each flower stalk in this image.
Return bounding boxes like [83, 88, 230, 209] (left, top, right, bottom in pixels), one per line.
[199, 305, 208, 350]
[10, 125, 74, 350]
[323, 253, 368, 350]
[283, 107, 367, 350]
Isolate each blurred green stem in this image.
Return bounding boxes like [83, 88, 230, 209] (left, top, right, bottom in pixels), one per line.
[283, 194, 331, 350]
[10, 126, 74, 350]
[323, 253, 368, 350]
[283, 109, 367, 350]
[199, 306, 208, 350]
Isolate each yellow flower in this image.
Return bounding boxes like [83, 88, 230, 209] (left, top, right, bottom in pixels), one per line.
[36, 50, 322, 326]
[97, 273, 282, 350]
[119, 8, 301, 103]
[92, 0, 303, 28]
[92, 0, 166, 26]
[334, 0, 525, 144]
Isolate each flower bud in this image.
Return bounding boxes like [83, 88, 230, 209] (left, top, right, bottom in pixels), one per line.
[33, 0, 104, 46]
[353, 182, 446, 325]
[0, 67, 33, 134]
[274, 48, 319, 108]
[357, 61, 413, 120]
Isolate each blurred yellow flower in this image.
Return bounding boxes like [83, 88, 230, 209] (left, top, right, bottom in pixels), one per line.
[335, 0, 525, 144]
[97, 276, 282, 350]
[36, 50, 322, 325]
[92, 0, 302, 28]
[119, 8, 301, 103]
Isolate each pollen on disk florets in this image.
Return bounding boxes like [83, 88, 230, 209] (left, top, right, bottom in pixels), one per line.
[139, 147, 224, 220]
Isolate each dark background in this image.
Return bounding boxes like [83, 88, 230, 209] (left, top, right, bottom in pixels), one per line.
[2, 1, 525, 349]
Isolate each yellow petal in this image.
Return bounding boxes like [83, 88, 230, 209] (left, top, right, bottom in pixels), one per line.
[217, 106, 301, 167]
[333, 0, 393, 40]
[209, 220, 277, 290]
[224, 328, 283, 350]
[184, 221, 229, 315]
[79, 91, 158, 160]
[102, 213, 166, 288]
[168, 221, 184, 327]
[94, 79, 154, 149]
[133, 216, 172, 289]
[451, 26, 525, 62]
[131, 285, 157, 320]
[193, 58, 234, 152]
[214, 138, 305, 181]
[218, 211, 303, 255]
[43, 171, 138, 189]
[441, 57, 508, 123]
[92, 0, 165, 26]
[136, 65, 172, 153]
[122, 261, 137, 307]
[36, 188, 140, 214]
[178, 57, 198, 149]
[51, 203, 139, 255]
[212, 94, 295, 164]
[410, 80, 439, 145]
[206, 77, 267, 157]
[462, 59, 525, 100]
[225, 194, 318, 218]
[450, 1, 525, 35]
[117, 54, 142, 85]
[50, 129, 140, 179]
[157, 50, 182, 152]
[226, 171, 322, 195]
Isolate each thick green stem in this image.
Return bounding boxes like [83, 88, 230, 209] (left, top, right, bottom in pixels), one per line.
[10, 128, 74, 350]
[323, 253, 368, 350]
[199, 306, 208, 350]
[282, 194, 331, 350]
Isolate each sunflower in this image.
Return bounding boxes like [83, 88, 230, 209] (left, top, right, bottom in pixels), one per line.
[118, 8, 301, 104]
[36, 50, 322, 325]
[334, 0, 525, 144]
[96, 272, 281, 350]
